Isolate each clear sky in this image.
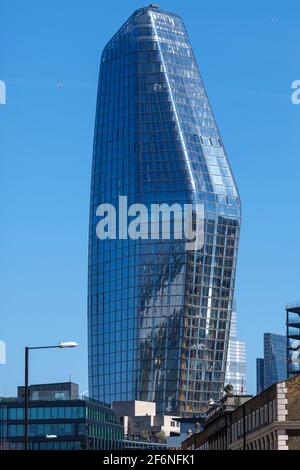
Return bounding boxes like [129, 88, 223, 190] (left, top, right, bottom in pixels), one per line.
[1, 0, 299, 397]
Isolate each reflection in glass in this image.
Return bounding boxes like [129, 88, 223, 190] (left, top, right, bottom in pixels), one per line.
[88, 6, 241, 416]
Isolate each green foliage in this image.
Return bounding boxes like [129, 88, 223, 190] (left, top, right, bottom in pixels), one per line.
[156, 431, 167, 444]
[140, 430, 150, 442]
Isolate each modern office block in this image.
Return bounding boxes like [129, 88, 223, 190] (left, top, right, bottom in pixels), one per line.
[264, 333, 287, 389]
[0, 384, 123, 450]
[17, 382, 79, 402]
[225, 308, 246, 394]
[112, 400, 180, 440]
[88, 5, 241, 416]
[256, 358, 265, 394]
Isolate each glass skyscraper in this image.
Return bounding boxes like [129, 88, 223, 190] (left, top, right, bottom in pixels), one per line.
[225, 305, 246, 394]
[264, 333, 287, 389]
[256, 358, 265, 394]
[88, 5, 241, 416]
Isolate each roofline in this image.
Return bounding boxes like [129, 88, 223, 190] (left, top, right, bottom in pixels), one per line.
[103, 5, 182, 53]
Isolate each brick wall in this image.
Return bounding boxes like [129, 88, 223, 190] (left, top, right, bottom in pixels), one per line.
[287, 429, 300, 450]
[286, 374, 300, 421]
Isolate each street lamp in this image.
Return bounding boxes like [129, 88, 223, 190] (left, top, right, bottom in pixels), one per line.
[58, 342, 78, 348]
[24, 341, 78, 450]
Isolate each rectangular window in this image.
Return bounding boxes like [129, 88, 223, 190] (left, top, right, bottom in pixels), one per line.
[268, 402, 273, 423]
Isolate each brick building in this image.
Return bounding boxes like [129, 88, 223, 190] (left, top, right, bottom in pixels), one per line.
[182, 374, 300, 450]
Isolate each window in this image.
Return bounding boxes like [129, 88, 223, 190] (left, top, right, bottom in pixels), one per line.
[54, 392, 66, 400]
[268, 402, 273, 423]
[58, 406, 65, 419]
[44, 407, 52, 419]
[248, 414, 252, 433]
[264, 404, 268, 425]
[272, 399, 277, 421]
[8, 424, 17, 437]
[30, 407, 37, 419]
[260, 407, 263, 427]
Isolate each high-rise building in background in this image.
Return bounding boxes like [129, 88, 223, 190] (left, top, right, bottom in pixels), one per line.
[264, 333, 287, 389]
[256, 334, 287, 392]
[88, 5, 241, 416]
[256, 358, 264, 394]
[225, 303, 246, 394]
[286, 303, 300, 378]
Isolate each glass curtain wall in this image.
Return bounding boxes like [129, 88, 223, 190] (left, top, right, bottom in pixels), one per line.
[88, 6, 241, 416]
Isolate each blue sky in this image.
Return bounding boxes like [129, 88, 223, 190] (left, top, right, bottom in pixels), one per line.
[1, 0, 299, 396]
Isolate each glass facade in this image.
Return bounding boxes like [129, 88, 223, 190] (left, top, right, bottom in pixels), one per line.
[0, 399, 123, 450]
[17, 382, 79, 401]
[88, 5, 241, 416]
[264, 333, 287, 389]
[225, 307, 246, 394]
[256, 358, 265, 394]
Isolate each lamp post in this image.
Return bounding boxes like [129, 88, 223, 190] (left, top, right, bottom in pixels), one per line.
[24, 341, 78, 450]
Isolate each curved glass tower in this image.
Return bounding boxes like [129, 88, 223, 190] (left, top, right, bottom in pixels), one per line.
[88, 5, 241, 416]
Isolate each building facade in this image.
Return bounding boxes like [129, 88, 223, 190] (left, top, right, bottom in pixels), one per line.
[286, 303, 300, 378]
[0, 384, 123, 450]
[88, 4, 241, 416]
[256, 358, 264, 394]
[17, 382, 79, 402]
[182, 374, 300, 450]
[264, 333, 287, 389]
[225, 307, 246, 394]
[112, 400, 180, 441]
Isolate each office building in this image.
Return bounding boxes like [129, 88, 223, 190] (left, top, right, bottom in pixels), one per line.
[264, 333, 287, 389]
[113, 400, 180, 441]
[0, 383, 123, 450]
[17, 382, 79, 401]
[225, 306, 246, 394]
[88, 4, 241, 416]
[256, 358, 264, 394]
